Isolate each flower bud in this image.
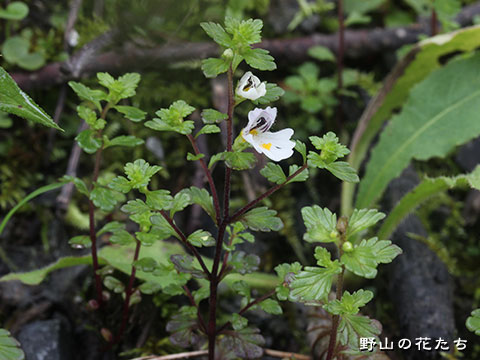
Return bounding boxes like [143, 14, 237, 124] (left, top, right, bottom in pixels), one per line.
[222, 48, 234, 60]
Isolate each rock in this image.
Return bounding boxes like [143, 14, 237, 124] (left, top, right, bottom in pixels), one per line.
[18, 316, 73, 360]
[456, 136, 480, 172]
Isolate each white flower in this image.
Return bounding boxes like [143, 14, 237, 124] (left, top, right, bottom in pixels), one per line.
[241, 107, 295, 162]
[236, 71, 267, 100]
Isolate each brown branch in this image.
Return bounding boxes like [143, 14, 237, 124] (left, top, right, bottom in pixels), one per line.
[12, 2, 480, 91]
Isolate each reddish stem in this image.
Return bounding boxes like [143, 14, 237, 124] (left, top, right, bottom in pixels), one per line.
[431, 7, 438, 36]
[183, 285, 208, 334]
[186, 134, 221, 224]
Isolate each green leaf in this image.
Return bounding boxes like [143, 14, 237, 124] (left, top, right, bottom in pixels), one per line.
[290, 248, 342, 302]
[195, 124, 220, 138]
[104, 135, 144, 149]
[466, 309, 480, 336]
[145, 100, 195, 135]
[232, 314, 248, 331]
[287, 165, 309, 183]
[61, 175, 89, 196]
[114, 105, 146, 122]
[2, 36, 45, 71]
[310, 132, 350, 164]
[347, 209, 385, 240]
[0, 328, 25, 360]
[252, 83, 285, 105]
[90, 185, 119, 212]
[218, 327, 265, 359]
[77, 105, 104, 130]
[229, 251, 260, 275]
[121, 199, 150, 215]
[200, 22, 232, 47]
[110, 229, 136, 245]
[100, 72, 141, 103]
[301, 206, 338, 243]
[68, 81, 106, 111]
[209, 152, 225, 169]
[341, 237, 402, 278]
[325, 161, 359, 183]
[378, 167, 480, 240]
[104, 275, 125, 293]
[242, 48, 276, 71]
[170, 254, 206, 279]
[344, 0, 385, 15]
[68, 235, 91, 249]
[337, 314, 381, 348]
[124, 159, 161, 189]
[75, 129, 102, 154]
[0, 1, 29, 20]
[183, 186, 216, 222]
[166, 306, 200, 347]
[97, 221, 124, 236]
[346, 26, 480, 214]
[187, 230, 215, 247]
[308, 45, 336, 62]
[224, 151, 256, 170]
[145, 189, 173, 211]
[0, 66, 59, 130]
[170, 189, 192, 217]
[232, 280, 251, 301]
[323, 290, 374, 315]
[201, 109, 228, 124]
[241, 207, 283, 232]
[202, 57, 230, 78]
[108, 176, 131, 193]
[187, 153, 205, 161]
[295, 140, 307, 163]
[260, 298, 282, 315]
[225, 17, 263, 45]
[260, 163, 286, 184]
[133, 257, 158, 273]
[357, 54, 480, 208]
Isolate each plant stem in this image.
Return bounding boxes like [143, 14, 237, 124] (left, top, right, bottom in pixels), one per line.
[159, 210, 211, 278]
[207, 65, 235, 360]
[431, 3, 438, 36]
[186, 134, 221, 224]
[114, 238, 141, 343]
[229, 163, 308, 224]
[183, 285, 207, 334]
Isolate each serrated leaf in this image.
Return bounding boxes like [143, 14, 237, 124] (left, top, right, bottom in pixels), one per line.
[90, 185, 119, 212]
[325, 161, 359, 183]
[108, 176, 131, 193]
[290, 257, 342, 303]
[241, 207, 283, 232]
[201, 108, 228, 124]
[121, 199, 150, 214]
[232, 314, 248, 330]
[338, 314, 381, 348]
[0, 66, 59, 130]
[170, 189, 192, 217]
[202, 57, 229, 78]
[68, 235, 91, 248]
[68, 81, 106, 111]
[287, 165, 309, 183]
[61, 175, 89, 196]
[97, 221, 124, 236]
[192, 283, 210, 304]
[301, 205, 337, 243]
[224, 151, 256, 170]
[209, 152, 225, 168]
[310, 132, 350, 163]
[183, 186, 216, 222]
[229, 251, 260, 275]
[323, 290, 374, 315]
[466, 309, 480, 335]
[166, 306, 200, 347]
[145, 100, 195, 134]
[357, 52, 480, 209]
[232, 280, 251, 301]
[218, 327, 265, 359]
[200, 22, 232, 47]
[133, 257, 158, 272]
[341, 237, 402, 278]
[145, 189, 173, 211]
[347, 209, 385, 240]
[0, 328, 25, 360]
[104, 135, 144, 149]
[242, 48, 276, 71]
[260, 298, 282, 315]
[124, 159, 161, 189]
[170, 254, 206, 279]
[104, 275, 125, 293]
[187, 230, 215, 247]
[195, 124, 220, 138]
[110, 229, 135, 245]
[252, 83, 284, 105]
[295, 140, 307, 163]
[145, 118, 194, 135]
[260, 163, 286, 184]
[114, 105, 146, 122]
[75, 129, 102, 154]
